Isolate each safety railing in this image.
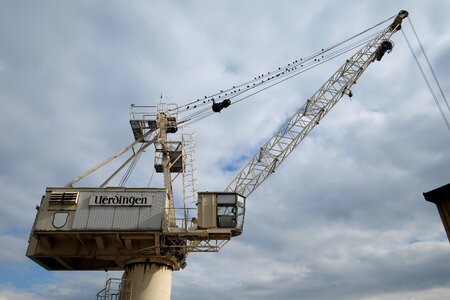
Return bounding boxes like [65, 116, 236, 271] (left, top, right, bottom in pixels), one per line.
[130, 104, 158, 121]
[96, 278, 132, 300]
[165, 207, 198, 230]
[130, 103, 179, 120]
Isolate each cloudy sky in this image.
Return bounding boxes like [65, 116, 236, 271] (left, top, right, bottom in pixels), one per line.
[1, 1, 450, 299]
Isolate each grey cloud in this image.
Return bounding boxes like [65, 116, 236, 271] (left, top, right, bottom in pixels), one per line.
[2, 1, 450, 300]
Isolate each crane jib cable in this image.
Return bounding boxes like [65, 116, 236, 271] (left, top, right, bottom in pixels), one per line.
[179, 32, 379, 118]
[179, 30, 384, 126]
[178, 15, 395, 112]
[175, 13, 396, 120]
[401, 24, 450, 134]
[407, 17, 450, 115]
[179, 31, 380, 125]
[119, 133, 154, 187]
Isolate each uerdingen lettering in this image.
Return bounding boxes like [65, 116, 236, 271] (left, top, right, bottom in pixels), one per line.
[90, 195, 149, 206]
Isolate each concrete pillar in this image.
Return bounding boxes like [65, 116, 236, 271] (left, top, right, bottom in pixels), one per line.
[121, 263, 173, 300]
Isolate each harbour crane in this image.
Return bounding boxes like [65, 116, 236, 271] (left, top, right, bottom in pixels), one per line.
[26, 10, 408, 300]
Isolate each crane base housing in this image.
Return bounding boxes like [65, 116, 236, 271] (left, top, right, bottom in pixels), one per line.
[26, 187, 167, 270]
[27, 188, 246, 271]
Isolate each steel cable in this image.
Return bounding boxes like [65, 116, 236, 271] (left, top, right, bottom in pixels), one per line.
[407, 17, 450, 114]
[180, 31, 382, 126]
[401, 29, 450, 133]
[175, 14, 396, 115]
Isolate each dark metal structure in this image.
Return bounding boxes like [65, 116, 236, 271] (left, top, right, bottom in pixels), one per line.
[424, 183, 450, 242]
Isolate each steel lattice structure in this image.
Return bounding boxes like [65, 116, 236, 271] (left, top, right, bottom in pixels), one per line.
[225, 11, 408, 197]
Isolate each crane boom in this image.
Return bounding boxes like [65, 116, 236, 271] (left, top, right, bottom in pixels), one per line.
[225, 10, 408, 197]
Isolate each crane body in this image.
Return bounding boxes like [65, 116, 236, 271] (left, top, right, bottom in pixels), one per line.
[25, 10, 408, 300]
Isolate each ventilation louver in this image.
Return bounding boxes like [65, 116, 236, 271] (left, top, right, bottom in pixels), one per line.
[49, 191, 79, 205]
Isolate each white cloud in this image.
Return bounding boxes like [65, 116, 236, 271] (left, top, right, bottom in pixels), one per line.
[360, 287, 450, 300]
[0, 287, 45, 300]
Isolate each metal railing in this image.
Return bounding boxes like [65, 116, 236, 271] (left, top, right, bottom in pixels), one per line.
[130, 103, 179, 120]
[130, 104, 157, 120]
[166, 207, 197, 230]
[96, 278, 132, 300]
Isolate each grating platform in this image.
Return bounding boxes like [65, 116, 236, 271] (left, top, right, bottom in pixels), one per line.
[130, 119, 157, 142]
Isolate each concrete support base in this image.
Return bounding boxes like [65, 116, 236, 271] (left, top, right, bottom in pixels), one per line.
[122, 262, 173, 300]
